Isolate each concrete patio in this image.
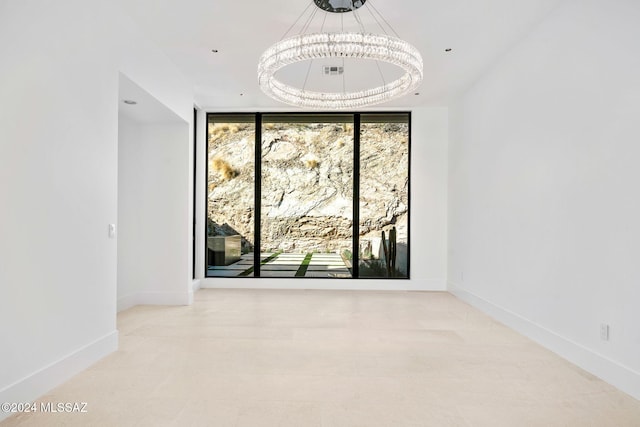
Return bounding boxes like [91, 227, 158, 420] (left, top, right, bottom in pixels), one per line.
[207, 252, 352, 278]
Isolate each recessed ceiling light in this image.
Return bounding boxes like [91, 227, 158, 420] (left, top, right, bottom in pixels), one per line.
[123, 100, 137, 105]
[445, 48, 452, 52]
[211, 49, 219, 53]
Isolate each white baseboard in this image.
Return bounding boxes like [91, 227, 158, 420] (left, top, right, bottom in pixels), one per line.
[136, 291, 192, 306]
[199, 277, 446, 291]
[0, 330, 118, 422]
[117, 293, 138, 312]
[449, 283, 640, 401]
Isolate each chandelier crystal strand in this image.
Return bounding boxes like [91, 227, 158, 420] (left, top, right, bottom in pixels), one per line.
[258, 31, 423, 109]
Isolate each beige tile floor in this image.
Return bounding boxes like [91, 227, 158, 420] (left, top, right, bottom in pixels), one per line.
[3, 290, 640, 427]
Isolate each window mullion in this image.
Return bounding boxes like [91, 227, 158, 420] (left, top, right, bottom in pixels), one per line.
[254, 113, 262, 277]
[352, 114, 360, 279]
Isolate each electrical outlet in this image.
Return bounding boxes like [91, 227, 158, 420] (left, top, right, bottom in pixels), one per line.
[600, 324, 610, 341]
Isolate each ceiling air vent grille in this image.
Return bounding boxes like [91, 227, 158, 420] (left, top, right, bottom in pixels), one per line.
[323, 66, 344, 75]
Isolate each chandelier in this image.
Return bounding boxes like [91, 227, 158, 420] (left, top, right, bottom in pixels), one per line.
[258, 0, 423, 109]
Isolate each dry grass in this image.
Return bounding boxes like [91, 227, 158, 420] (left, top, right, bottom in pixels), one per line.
[305, 159, 319, 169]
[212, 158, 238, 180]
[210, 123, 241, 140]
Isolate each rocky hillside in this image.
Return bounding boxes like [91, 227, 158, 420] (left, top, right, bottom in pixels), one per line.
[207, 120, 408, 256]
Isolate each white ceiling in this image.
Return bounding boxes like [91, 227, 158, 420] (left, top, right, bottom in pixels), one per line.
[117, 0, 562, 110]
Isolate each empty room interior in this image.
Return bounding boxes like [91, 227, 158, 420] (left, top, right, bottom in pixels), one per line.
[1, 0, 640, 425]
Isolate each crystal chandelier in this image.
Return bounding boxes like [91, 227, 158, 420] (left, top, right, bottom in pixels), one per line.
[258, 0, 423, 109]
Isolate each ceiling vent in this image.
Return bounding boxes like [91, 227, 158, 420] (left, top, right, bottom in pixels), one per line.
[323, 66, 344, 76]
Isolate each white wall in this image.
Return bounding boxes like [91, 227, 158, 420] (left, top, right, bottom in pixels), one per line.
[0, 0, 192, 417]
[412, 107, 448, 289]
[448, 0, 640, 399]
[118, 115, 191, 310]
[197, 107, 448, 290]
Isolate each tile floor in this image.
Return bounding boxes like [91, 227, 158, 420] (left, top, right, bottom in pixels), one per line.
[3, 290, 640, 426]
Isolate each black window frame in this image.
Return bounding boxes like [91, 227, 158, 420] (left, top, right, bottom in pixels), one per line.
[204, 111, 411, 280]
[192, 107, 197, 279]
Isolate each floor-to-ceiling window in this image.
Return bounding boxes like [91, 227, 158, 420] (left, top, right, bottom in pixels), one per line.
[206, 112, 410, 279]
[358, 114, 410, 278]
[206, 114, 256, 277]
[260, 114, 354, 278]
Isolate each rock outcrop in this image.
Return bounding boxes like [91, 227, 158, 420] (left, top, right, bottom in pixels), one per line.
[207, 121, 408, 256]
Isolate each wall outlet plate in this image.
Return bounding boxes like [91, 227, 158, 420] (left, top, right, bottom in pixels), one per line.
[600, 323, 610, 341]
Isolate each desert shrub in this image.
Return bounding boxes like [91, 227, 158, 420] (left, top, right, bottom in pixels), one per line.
[363, 260, 388, 277]
[212, 158, 238, 180]
[210, 123, 242, 140]
[210, 124, 228, 141]
[305, 159, 319, 169]
[336, 139, 345, 148]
